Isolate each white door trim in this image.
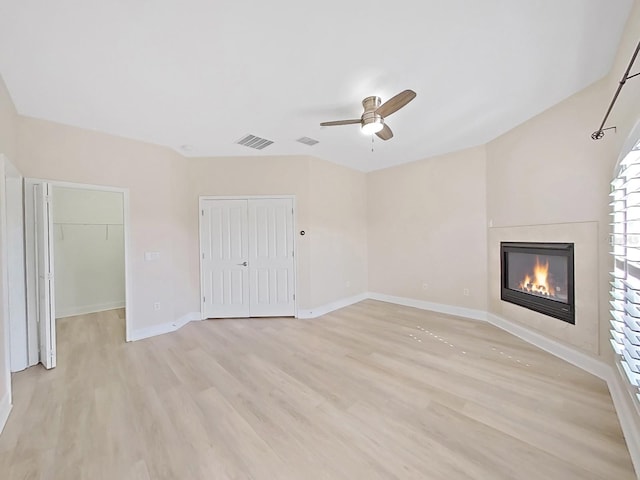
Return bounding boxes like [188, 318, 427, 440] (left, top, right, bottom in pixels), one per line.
[33, 181, 56, 369]
[198, 195, 298, 319]
[24, 179, 133, 360]
[0, 154, 13, 414]
[3, 159, 27, 372]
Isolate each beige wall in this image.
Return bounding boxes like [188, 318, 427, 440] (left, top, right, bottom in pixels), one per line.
[52, 188, 125, 318]
[185, 155, 313, 309]
[16, 116, 193, 331]
[485, 0, 640, 363]
[367, 146, 488, 311]
[0, 76, 16, 163]
[485, 79, 615, 229]
[485, 79, 615, 359]
[11, 117, 369, 340]
[481, 2, 640, 443]
[309, 157, 368, 307]
[185, 155, 368, 311]
[0, 74, 17, 412]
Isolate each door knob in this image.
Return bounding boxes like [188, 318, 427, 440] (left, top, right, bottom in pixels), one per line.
[237, 261, 248, 266]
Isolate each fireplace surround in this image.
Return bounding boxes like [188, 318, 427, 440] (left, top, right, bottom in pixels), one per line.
[500, 242, 575, 324]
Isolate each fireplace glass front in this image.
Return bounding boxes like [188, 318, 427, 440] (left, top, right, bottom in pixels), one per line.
[501, 242, 575, 324]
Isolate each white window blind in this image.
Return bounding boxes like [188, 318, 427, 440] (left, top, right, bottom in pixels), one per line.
[611, 139, 640, 401]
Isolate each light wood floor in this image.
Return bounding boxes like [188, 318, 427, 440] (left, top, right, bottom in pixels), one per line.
[0, 300, 636, 479]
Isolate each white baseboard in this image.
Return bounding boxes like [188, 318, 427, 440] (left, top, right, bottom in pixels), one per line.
[297, 293, 369, 319]
[0, 390, 12, 435]
[56, 301, 126, 319]
[485, 313, 610, 380]
[367, 293, 608, 379]
[368, 292, 488, 322]
[606, 365, 640, 476]
[129, 312, 201, 341]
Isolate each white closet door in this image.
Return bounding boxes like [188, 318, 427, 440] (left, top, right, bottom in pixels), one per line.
[201, 199, 250, 318]
[200, 197, 296, 319]
[248, 198, 295, 316]
[34, 182, 56, 369]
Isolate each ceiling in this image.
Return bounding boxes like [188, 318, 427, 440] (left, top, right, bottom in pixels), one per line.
[0, 1, 633, 171]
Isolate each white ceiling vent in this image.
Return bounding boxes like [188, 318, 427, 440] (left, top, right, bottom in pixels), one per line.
[236, 134, 274, 150]
[296, 136, 319, 146]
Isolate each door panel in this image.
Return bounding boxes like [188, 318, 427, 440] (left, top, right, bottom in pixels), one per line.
[248, 199, 295, 316]
[201, 197, 296, 319]
[34, 182, 56, 369]
[201, 199, 249, 318]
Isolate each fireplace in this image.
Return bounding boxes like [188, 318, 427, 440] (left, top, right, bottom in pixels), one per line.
[500, 242, 575, 324]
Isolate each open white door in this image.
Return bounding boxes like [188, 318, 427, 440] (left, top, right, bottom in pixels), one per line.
[33, 182, 56, 369]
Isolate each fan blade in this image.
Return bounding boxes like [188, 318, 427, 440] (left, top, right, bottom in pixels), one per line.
[375, 90, 416, 118]
[320, 119, 361, 127]
[376, 124, 393, 140]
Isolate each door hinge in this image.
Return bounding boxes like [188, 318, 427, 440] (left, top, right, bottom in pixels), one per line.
[46, 272, 54, 280]
[293, 294, 295, 300]
[203, 296, 206, 303]
[202, 209, 204, 216]
[44, 194, 51, 203]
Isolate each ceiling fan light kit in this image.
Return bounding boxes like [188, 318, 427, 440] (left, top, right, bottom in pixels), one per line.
[320, 89, 416, 141]
[361, 120, 384, 135]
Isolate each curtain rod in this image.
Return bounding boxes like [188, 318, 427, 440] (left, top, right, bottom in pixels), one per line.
[592, 39, 640, 140]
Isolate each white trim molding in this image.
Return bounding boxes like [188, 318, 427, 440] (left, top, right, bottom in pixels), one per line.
[129, 312, 201, 342]
[485, 313, 610, 380]
[297, 293, 369, 319]
[0, 391, 11, 435]
[368, 292, 488, 322]
[606, 365, 640, 475]
[56, 301, 126, 319]
[367, 293, 608, 378]
[23, 178, 133, 352]
[0, 156, 13, 419]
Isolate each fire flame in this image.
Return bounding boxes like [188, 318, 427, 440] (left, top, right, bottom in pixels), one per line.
[519, 256, 556, 297]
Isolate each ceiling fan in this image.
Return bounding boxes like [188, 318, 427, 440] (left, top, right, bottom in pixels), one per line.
[320, 89, 416, 140]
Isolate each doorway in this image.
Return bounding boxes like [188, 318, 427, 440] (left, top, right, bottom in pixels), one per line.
[199, 196, 296, 319]
[24, 179, 131, 369]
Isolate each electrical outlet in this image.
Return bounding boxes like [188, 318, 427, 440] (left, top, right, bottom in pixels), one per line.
[463, 288, 470, 296]
[153, 302, 161, 311]
[422, 283, 429, 290]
